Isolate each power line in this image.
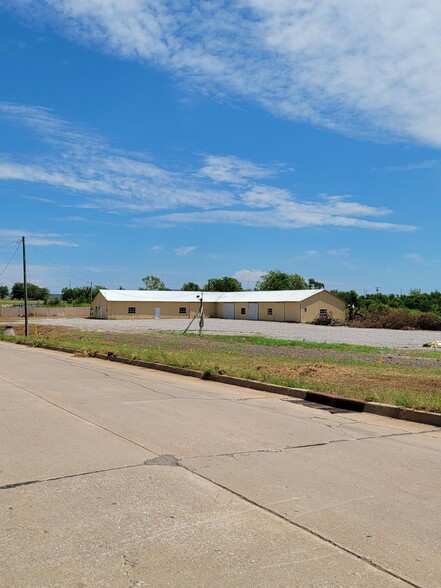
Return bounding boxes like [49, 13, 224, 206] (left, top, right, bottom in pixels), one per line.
[0, 239, 20, 248]
[28, 242, 90, 285]
[0, 242, 21, 279]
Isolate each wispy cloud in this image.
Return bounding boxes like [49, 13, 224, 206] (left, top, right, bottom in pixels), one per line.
[174, 246, 197, 257]
[328, 248, 350, 257]
[404, 253, 427, 264]
[0, 102, 415, 232]
[0, 102, 235, 212]
[6, 1, 441, 146]
[141, 195, 416, 232]
[199, 155, 281, 185]
[151, 245, 164, 254]
[377, 160, 441, 172]
[0, 229, 78, 247]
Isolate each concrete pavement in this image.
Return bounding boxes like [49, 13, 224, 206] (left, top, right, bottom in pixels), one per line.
[1, 341, 440, 587]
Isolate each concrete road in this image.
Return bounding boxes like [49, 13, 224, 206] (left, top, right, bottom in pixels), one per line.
[1, 342, 440, 587]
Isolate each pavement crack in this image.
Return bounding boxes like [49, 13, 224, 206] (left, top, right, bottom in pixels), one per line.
[121, 554, 141, 587]
[183, 447, 281, 461]
[0, 462, 148, 491]
[0, 376, 160, 458]
[180, 464, 423, 588]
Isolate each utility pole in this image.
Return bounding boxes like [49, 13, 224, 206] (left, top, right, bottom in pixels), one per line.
[22, 236, 28, 337]
[198, 292, 204, 336]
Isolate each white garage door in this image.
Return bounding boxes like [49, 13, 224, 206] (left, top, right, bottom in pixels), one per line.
[247, 303, 258, 320]
[223, 303, 235, 319]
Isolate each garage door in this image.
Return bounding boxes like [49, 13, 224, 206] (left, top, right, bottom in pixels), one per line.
[247, 303, 258, 320]
[223, 303, 235, 319]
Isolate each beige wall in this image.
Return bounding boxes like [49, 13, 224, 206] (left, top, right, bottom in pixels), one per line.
[257, 302, 283, 321]
[234, 304, 248, 320]
[300, 291, 345, 323]
[99, 300, 216, 319]
[284, 302, 301, 322]
[92, 291, 109, 319]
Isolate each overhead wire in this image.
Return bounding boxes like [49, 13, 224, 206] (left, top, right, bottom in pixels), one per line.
[0, 239, 21, 248]
[28, 242, 90, 286]
[0, 241, 21, 279]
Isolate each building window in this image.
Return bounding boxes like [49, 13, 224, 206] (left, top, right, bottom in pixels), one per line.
[179, 307, 187, 314]
[267, 308, 273, 315]
[319, 308, 328, 316]
[128, 307, 136, 314]
[241, 307, 246, 315]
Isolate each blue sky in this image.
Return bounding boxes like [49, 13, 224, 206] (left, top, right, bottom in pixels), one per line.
[0, 1, 440, 294]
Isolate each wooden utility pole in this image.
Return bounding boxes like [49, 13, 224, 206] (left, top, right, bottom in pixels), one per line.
[22, 236, 28, 336]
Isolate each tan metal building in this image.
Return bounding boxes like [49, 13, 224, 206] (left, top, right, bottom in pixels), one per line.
[92, 289, 345, 323]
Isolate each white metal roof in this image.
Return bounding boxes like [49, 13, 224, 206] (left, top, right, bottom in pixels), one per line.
[98, 289, 325, 303]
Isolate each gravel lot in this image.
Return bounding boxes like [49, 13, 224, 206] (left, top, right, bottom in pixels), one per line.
[31, 317, 441, 350]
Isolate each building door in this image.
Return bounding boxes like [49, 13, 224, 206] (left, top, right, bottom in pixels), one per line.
[223, 303, 234, 319]
[247, 302, 258, 320]
[155, 307, 161, 319]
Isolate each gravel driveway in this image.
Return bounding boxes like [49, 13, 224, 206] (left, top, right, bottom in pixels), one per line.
[31, 317, 441, 350]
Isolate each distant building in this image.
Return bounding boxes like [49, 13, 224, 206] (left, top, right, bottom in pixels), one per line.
[91, 289, 345, 323]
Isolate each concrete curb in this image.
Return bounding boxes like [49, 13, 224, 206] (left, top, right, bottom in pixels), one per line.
[10, 339, 441, 427]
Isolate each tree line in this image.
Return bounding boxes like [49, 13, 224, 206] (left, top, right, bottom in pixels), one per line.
[142, 270, 324, 292]
[3, 273, 441, 324]
[0, 283, 104, 305]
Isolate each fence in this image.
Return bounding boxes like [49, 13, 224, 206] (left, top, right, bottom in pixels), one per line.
[0, 306, 90, 318]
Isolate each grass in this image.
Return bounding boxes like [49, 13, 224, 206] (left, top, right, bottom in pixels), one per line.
[2, 327, 441, 413]
[184, 332, 390, 353]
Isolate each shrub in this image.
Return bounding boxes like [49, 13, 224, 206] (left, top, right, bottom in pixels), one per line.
[349, 309, 441, 331]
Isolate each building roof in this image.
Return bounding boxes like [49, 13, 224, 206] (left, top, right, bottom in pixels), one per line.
[97, 289, 326, 303]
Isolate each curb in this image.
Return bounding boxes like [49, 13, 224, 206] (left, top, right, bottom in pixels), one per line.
[10, 339, 441, 427]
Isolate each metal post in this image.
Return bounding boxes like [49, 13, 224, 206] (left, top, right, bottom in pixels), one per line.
[198, 292, 204, 336]
[22, 236, 28, 337]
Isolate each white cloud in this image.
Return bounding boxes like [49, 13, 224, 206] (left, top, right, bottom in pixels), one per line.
[0, 229, 78, 247]
[404, 253, 426, 264]
[151, 245, 164, 254]
[328, 248, 350, 257]
[174, 246, 197, 257]
[0, 102, 236, 212]
[143, 195, 416, 232]
[199, 155, 280, 185]
[233, 269, 266, 287]
[6, 1, 441, 145]
[0, 102, 415, 232]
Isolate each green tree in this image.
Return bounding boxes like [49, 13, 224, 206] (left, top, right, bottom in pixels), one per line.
[0, 285, 9, 299]
[204, 277, 243, 292]
[140, 275, 168, 290]
[331, 290, 360, 320]
[61, 285, 105, 304]
[256, 270, 308, 291]
[308, 277, 325, 289]
[11, 282, 50, 301]
[181, 281, 201, 291]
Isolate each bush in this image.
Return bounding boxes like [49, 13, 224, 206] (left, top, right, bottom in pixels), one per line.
[349, 309, 441, 331]
[312, 311, 343, 326]
[415, 313, 441, 331]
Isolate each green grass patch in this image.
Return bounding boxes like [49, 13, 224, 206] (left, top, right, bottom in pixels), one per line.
[183, 332, 390, 353]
